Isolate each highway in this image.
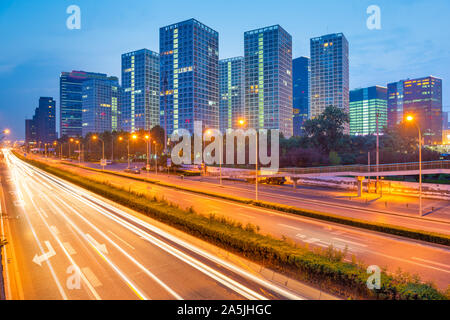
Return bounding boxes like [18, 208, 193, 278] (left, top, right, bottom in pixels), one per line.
[46, 159, 450, 290]
[82, 161, 450, 235]
[0, 150, 311, 300]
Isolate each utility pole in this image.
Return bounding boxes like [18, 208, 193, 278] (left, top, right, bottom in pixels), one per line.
[376, 112, 380, 194]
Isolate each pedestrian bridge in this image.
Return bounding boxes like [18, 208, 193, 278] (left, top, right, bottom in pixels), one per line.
[278, 160, 450, 178]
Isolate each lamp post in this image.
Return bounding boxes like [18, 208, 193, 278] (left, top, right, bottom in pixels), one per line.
[376, 112, 380, 194]
[92, 135, 105, 170]
[238, 119, 258, 201]
[69, 138, 75, 159]
[145, 134, 151, 173]
[75, 140, 81, 163]
[406, 115, 423, 216]
[153, 141, 158, 175]
[119, 134, 137, 169]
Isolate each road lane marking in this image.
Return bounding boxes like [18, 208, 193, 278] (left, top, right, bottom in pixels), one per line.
[278, 224, 303, 232]
[9, 165, 68, 300]
[18, 172, 101, 300]
[32, 241, 56, 266]
[332, 237, 368, 248]
[296, 234, 307, 239]
[411, 257, 450, 270]
[304, 238, 321, 244]
[50, 226, 60, 235]
[107, 230, 135, 250]
[81, 267, 102, 288]
[86, 234, 108, 255]
[62, 242, 77, 255]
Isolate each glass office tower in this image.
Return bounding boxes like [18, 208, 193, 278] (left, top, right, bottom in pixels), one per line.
[81, 77, 121, 136]
[25, 97, 57, 144]
[388, 76, 443, 145]
[292, 57, 310, 136]
[121, 49, 160, 133]
[349, 86, 387, 136]
[310, 33, 349, 120]
[244, 25, 293, 137]
[160, 18, 219, 135]
[60, 71, 112, 138]
[219, 57, 244, 132]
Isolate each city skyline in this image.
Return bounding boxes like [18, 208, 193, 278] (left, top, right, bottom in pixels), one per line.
[1, 0, 449, 139]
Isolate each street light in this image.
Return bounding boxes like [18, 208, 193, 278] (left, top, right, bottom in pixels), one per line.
[153, 140, 158, 175]
[238, 118, 258, 201]
[119, 134, 137, 169]
[92, 135, 105, 170]
[75, 140, 82, 163]
[69, 138, 75, 159]
[3, 129, 10, 135]
[406, 115, 423, 216]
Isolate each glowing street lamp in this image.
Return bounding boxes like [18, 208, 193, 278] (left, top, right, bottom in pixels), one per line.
[406, 115, 423, 216]
[92, 135, 105, 170]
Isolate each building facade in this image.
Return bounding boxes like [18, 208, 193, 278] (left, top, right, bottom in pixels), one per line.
[292, 56, 310, 136]
[349, 86, 387, 136]
[81, 77, 121, 136]
[25, 97, 57, 144]
[388, 76, 443, 145]
[310, 33, 349, 121]
[60, 71, 113, 138]
[219, 57, 244, 132]
[244, 25, 293, 137]
[443, 111, 449, 131]
[121, 49, 160, 133]
[160, 19, 219, 135]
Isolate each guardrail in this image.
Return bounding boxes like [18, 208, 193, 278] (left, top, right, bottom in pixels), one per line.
[279, 160, 450, 175]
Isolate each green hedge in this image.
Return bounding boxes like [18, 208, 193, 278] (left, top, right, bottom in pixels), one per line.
[62, 161, 450, 247]
[17, 153, 448, 300]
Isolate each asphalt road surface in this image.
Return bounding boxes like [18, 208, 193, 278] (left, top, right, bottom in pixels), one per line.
[1, 150, 311, 300]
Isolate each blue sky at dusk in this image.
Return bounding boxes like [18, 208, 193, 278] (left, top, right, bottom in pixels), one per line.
[0, 0, 449, 139]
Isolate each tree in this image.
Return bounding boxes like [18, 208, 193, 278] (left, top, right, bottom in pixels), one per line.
[303, 106, 350, 154]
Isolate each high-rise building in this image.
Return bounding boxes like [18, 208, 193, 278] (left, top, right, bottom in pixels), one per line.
[160, 19, 219, 135]
[219, 57, 244, 132]
[349, 86, 387, 136]
[443, 111, 449, 131]
[292, 57, 310, 136]
[25, 119, 36, 144]
[60, 71, 113, 138]
[310, 33, 349, 121]
[121, 49, 160, 133]
[25, 97, 57, 144]
[81, 77, 121, 136]
[388, 76, 442, 145]
[244, 25, 293, 137]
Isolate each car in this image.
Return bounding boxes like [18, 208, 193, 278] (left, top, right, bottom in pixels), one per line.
[124, 167, 141, 174]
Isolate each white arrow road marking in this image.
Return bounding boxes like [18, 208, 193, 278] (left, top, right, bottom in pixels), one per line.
[33, 241, 56, 266]
[86, 234, 108, 255]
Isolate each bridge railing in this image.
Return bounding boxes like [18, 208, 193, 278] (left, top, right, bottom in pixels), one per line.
[278, 160, 450, 176]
